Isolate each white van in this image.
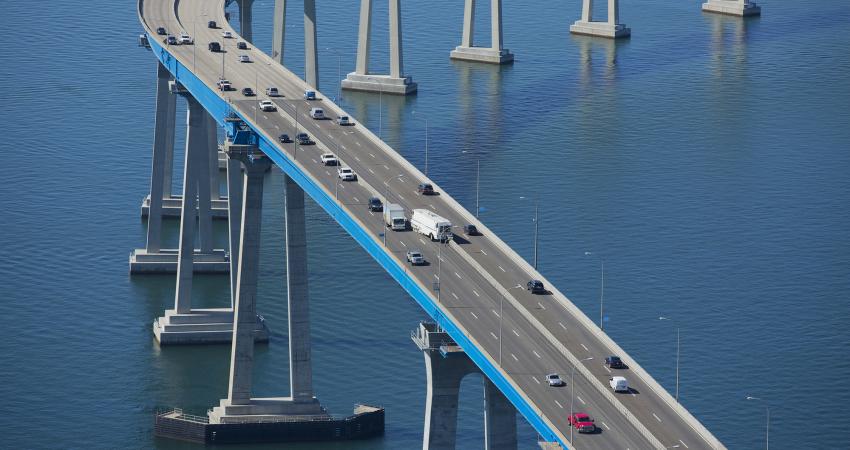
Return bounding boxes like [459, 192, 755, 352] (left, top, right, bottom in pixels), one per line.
[609, 376, 629, 393]
[310, 107, 325, 120]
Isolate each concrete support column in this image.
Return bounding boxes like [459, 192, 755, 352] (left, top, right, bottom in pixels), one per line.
[284, 175, 314, 403]
[238, 0, 254, 42]
[389, 0, 404, 79]
[490, 0, 503, 51]
[173, 95, 207, 314]
[206, 115, 220, 201]
[145, 62, 176, 254]
[570, 0, 630, 38]
[422, 351, 467, 450]
[355, 0, 373, 75]
[581, 0, 594, 22]
[461, 0, 475, 48]
[272, 0, 287, 63]
[226, 156, 244, 306]
[608, 0, 619, 25]
[196, 120, 214, 254]
[304, 0, 319, 88]
[484, 378, 517, 450]
[227, 151, 272, 405]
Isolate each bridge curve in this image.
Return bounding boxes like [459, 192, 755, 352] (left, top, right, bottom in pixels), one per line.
[138, 1, 725, 448]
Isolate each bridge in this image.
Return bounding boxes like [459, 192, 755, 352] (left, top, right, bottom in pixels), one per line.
[134, 0, 749, 448]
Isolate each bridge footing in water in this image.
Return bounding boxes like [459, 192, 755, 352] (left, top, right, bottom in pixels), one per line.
[140, 194, 229, 219]
[129, 248, 229, 273]
[153, 308, 268, 344]
[569, 21, 631, 39]
[702, 0, 761, 16]
[450, 46, 514, 64]
[342, 73, 417, 95]
[154, 404, 384, 444]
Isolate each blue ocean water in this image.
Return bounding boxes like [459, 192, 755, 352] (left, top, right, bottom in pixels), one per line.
[1, 0, 849, 448]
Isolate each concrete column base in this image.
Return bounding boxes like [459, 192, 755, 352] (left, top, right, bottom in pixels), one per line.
[208, 397, 327, 424]
[218, 150, 229, 170]
[153, 308, 269, 345]
[569, 21, 631, 39]
[141, 195, 229, 219]
[129, 248, 229, 273]
[341, 73, 418, 95]
[702, 0, 761, 16]
[450, 46, 514, 64]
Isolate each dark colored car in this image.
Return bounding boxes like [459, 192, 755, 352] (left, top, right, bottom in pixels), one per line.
[605, 356, 626, 369]
[237, 41, 248, 50]
[527, 279, 545, 294]
[278, 134, 292, 143]
[208, 41, 221, 52]
[156, 27, 167, 35]
[242, 87, 255, 96]
[463, 224, 479, 236]
[417, 183, 435, 195]
[166, 35, 178, 45]
[368, 197, 383, 212]
[207, 20, 217, 28]
[296, 133, 315, 145]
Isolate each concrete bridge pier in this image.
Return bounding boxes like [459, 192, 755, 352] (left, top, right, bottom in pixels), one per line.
[210, 146, 326, 423]
[412, 322, 517, 450]
[151, 96, 269, 345]
[236, 0, 254, 42]
[702, 0, 761, 16]
[342, 0, 417, 95]
[570, 0, 631, 39]
[272, 0, 320, 89]
[450, 0, 514, 64]
[131, 68, 229, 274]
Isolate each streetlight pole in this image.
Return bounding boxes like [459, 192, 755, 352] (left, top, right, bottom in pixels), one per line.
[746, 396, 769, 450]
[475, 158, 480, 218]
[570, 356, 594, 445]
[659, 316, 680, 402]
[585, 251, 605, 331]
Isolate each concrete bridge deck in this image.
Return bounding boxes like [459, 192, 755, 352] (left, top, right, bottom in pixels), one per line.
[139, 0, 724, 448]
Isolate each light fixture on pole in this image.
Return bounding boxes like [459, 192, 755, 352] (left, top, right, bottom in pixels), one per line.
[659, 316, 680, 402]
[570, 356, 594, 444]
[746, 396, 769, 450]
[584, 251, 605, 331]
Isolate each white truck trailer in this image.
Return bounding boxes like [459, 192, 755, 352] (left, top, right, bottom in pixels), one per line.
[384, 203, 407, 231]
[411, 209, 453, 242]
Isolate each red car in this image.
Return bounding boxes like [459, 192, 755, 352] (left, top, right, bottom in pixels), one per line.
[568, 413, 597, 433]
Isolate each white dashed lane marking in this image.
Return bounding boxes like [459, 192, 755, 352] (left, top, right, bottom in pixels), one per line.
[577, 396, 585, 405]
[470, 312, 479, 320]
[498, 265, 506, 272]
[537, 302, 546, 310]
[491, 309, 500, 318]
[652, 413, 662, 422]
[512, 329, 520, 337]
[558, 322, 567, 330]
[490, 332, 498, 340]
[511, 353, 518, 361]
[532, 350, 541, 359]
[451, 292, 459, 300]
[679, 440, 689, 449]
[581, 344, 589, 352]
[399, 241, 406, 247]
[532, 376, 540, 384]
[472, 290, 480, 297]
[480, 250, 487, 256]
[555, 400, 564, 409]
[454, 272, 461, 279]
[601, 422, 610, 430]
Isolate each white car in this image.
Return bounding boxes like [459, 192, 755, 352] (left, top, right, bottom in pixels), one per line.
[545, 373, 565, 387]
[216, 79, 232, 91]
[179, 33, 193, 44]
[320, 153, 338, 166]
[310, 107, 325, 120]
[336, 115, 353, 126]
[222, 30, 233, 38]
[238, 54, 251, 63]
[337, 167, 357, 181]
[406, 250, 425, 265]
[609, 376, 629, 393]
[265, 87, 280, 97]
[258, 100, 276, 112]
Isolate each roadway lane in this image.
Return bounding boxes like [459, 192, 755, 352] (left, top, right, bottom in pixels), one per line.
[140, 1, 723, 448]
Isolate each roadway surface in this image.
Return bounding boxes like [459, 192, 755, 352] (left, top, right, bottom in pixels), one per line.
[140, 1, 721, 448]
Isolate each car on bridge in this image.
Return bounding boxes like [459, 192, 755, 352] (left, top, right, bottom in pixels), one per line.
[568, 413, 597, 433]
[336, 115, 353, 126]
[609, 376, 629, 393]
[179, 33, 193, 44]
[166, 35, 178, 45]
[278, 134, 292, 143]
[337, 167, 357, 181]
[258, 100, 276, 112]
[605, 356, 626, 369]
[320, 153, 338, 165]
[242, 87, 255, 97]
[237, 41, 248, 50]
[239, 54, 251, 63]
[406, 250, 425, 265]
[417, 183, 435, 195]
[207, 20, 217, 29]
[310, 107, 325, 120]
[266, 87, 280, 97]
[297, 133, 315, 145]
[304, 90, 317, 100]
[368, 197, 383, 212]
[216, 79, 232, 91]
[208, 41, 221, 52]
[222, 30, 233, 38]
[545, 373, 564, 387]
[156, 26, 167, 35]
[527, 279, 545, 294]
[463, 224, 480, 236]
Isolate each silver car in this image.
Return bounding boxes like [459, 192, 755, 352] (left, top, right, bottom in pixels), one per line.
[406, 250, 425, 265]
[545, 373, 565, 387]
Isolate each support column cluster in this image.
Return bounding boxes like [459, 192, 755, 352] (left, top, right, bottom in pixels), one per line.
[450, 0, 514, 64]
[570, 0, 631, 39]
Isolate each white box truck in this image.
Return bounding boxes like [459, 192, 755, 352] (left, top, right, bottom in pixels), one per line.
[411, 209, 453, 241]
[384, 203, 406, 231]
